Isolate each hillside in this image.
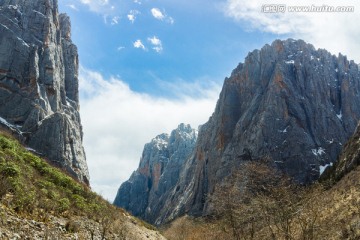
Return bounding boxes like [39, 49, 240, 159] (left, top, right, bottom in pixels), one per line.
[0, 131, 165, 239]
[162, 162, 360, 239]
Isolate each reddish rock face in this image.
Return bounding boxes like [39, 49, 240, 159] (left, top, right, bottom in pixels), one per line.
[114, 124, 197, 223]
[132, 39, 360, 225]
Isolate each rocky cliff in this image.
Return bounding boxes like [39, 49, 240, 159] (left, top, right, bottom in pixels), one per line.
[321, 122, 360, 182]
[0, 0, 89, 184]
[118, 39, 360, 225]
[114, 124, 197, 223]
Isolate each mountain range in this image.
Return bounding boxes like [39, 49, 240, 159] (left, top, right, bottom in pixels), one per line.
[115, 39, 360, 225]
[2, 0, 360, 238]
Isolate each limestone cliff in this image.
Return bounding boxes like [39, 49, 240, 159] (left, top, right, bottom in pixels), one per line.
[114, 124, 197, 223]
[118, 39, 360, 225]
[161, 39, 360, 224]
[0, 0, 89, 184]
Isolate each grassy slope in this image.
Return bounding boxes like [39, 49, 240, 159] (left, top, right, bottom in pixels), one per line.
[0, 131, 164, 239]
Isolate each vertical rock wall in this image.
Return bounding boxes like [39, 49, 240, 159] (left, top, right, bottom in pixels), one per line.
[0, 0, 89, 184]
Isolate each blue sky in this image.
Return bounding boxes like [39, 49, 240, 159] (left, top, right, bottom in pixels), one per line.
[59, 0, 277, 96]
[58, 0, 360, 201]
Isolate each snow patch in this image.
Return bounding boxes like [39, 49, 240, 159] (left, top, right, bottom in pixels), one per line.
[278, 126, 288, 133]
[0, 23, 10, 30]
[32, 10, 46, 18]
[0, 116, 22, 134]
[335, 68, 338, 72]
[319, 162, 333, 175]
[152, 136, 168, 150]
[312, 147, 325, 156]
[8, 5, 19, 10]
[0, 116, 14, 128]
[285, 60, 295, 64]
[17, 37, 29, 48]
[336, 111, 342, 120]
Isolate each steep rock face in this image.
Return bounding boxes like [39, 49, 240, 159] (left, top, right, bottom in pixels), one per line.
[114, 124, 197, 223]
[0, 0, 89, 184]
[152, 39, 360, 225]
[322, 122, 360, 182]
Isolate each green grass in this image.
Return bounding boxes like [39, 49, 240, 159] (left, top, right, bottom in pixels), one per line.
[0, 131, 116, 220]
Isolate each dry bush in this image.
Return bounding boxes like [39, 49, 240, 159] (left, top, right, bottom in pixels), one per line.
[162, 215, 228, 240]
[163, 164, 360, 240]
[209, 160, 326, 240]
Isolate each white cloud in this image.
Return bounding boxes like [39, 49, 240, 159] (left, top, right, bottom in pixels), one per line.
[127, 14, 135, 23]
[148, 36, 163, 53]
[148, 36, 161, 46]
[76, 0, 117, 24]
[127, 10, 140, 23]
[79, 68, 220, 201]
[134, 0, 141, 4]
[133, 39, 146, 50]
[168, 16, 175, 24]
[151, 8, 165, 20]
[67, 4, 78, 11]
[222, 0, 360, 62]
[151, 7, 175, 24]
[111, 16, 120, 25]
[117, 46, 125, 51]
[78, 0, 111, 13]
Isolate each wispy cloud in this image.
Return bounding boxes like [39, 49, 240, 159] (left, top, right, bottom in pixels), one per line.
[133, 39, 146, 50]
[78, 0, 112, 13]
[66, 4, 78, 11]
[150, 7, 175, 24]
[148, 36, 163, 53]
[117, 46, 125, 51]
[222, 0, 360, 62]
[127, 10, 140, 23]
[133, 0, 141, 4]
[76, 0, 118, 24]
[111, 16, 120, 25]
[79, 67, 220, 201]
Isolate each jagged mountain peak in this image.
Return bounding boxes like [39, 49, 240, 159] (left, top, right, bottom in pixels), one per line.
[115, 39, 360, 225]
[114, 124, 197, 222]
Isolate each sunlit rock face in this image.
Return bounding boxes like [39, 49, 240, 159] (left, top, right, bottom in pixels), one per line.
[161, 39, 360, 224]
[114, 124, 197, 223]
[0, 0, 89, 184]
[117, 39, 360, 225]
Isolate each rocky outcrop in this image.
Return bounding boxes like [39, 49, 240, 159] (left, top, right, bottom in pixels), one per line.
[114, 124, 197, 223]
[322, 122, 360, 182]
[0, 0, 89, 183]
[121, 39, 360, 225]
